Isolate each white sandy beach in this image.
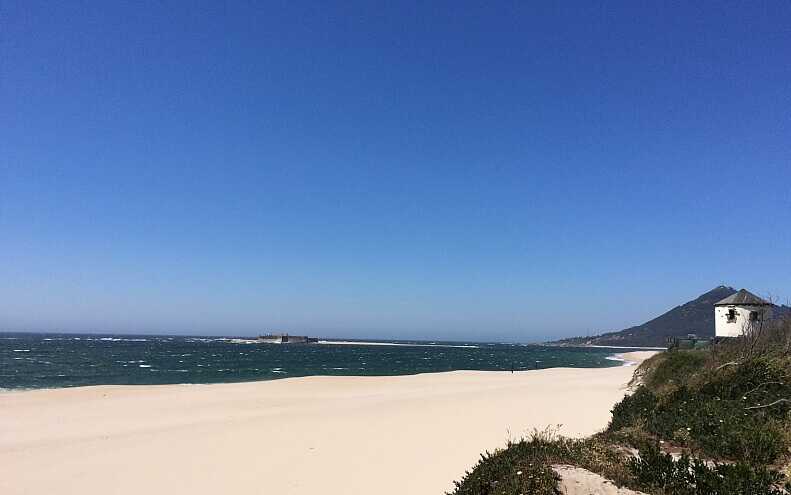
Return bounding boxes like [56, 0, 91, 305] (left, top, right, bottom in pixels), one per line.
[1, 351, 656, 495]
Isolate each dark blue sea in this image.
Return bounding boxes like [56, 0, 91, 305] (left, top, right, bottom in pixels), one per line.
[0, 332, 635, 390]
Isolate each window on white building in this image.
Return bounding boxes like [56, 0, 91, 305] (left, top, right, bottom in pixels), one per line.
[727, 309, 737, 323]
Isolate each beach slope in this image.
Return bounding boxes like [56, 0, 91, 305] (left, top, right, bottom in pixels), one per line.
[1, 351, 655, 495]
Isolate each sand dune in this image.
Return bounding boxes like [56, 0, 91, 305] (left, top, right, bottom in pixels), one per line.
[1, 351, 655, 495]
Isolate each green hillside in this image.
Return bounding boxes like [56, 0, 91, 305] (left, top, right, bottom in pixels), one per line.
[556, 286, 736, 347]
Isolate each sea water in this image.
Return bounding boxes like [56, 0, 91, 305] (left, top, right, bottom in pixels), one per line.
[0, 333, 637, 390]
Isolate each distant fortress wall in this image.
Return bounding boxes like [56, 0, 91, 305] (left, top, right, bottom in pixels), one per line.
[258, 334, 318, 344]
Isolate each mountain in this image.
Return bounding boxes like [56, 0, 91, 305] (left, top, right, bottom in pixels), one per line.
[554, 286, 738, 347]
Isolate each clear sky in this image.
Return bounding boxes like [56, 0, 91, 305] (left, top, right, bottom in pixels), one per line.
[2, 1, 790, 341]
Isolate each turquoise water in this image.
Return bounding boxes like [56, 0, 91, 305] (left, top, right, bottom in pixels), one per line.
[0, 333, 634, 390]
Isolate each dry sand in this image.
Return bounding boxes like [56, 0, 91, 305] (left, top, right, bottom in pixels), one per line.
[1, 351, 656, 495]
[554, 465, 648, 495]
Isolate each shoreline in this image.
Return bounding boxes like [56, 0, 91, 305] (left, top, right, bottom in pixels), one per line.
[1, 351, 656, 495]
[0, 350, 645, 395]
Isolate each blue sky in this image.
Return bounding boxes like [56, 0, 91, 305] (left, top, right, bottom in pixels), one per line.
[2, 1, 790, 341]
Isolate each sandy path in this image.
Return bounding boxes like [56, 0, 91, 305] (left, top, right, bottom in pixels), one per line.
[1, 351, 656, 495]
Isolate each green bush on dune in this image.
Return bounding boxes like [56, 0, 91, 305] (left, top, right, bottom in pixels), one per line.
[609, 384, 788, 463]
[449, 431, 632, 495]
[609, 332, 791, 465]
[449, 430, 789, 495]
[628, 442, 788, 495]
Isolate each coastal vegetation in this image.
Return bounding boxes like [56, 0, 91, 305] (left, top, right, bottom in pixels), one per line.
[450, 316, 791, 494]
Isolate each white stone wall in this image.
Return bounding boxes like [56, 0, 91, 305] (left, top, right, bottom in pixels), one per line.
[715, 305, 772, 337]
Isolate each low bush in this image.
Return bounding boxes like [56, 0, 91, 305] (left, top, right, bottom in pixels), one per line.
[629, 442, 789, 495]
[609, 386, 657, 432]
[638, 350, 707, 393]
[449, 432, 789, 495]
[449, 432, 563, 495]
[611, 342, 791, 464]
[449, 429, 631, 495]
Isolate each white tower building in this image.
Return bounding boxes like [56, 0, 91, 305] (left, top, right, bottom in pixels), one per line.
[714, 289, 772, 337]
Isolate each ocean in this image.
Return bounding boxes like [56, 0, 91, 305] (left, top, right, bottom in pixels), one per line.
[0, 332, 636, 390]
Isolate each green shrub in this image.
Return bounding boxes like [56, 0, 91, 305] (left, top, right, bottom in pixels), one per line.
[449, 430, 631, 495]
[610, 346, 791, 464]
[628, 442, 694, 492]
[450, 433, 790, 495]
[629, 442, 789, 495]
[609, 384, 788, 463]
[639, 350, 707, 393]
[448, 433, 562, 495]
[699, 358, 791, 406]
[609, 387, 657, 431]
[449, 448, 560, 495]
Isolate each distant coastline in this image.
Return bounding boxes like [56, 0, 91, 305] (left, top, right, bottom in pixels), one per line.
[548, 343, 667, 350]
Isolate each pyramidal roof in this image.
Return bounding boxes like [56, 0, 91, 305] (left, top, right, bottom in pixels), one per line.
[715, 289, 771, 306]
